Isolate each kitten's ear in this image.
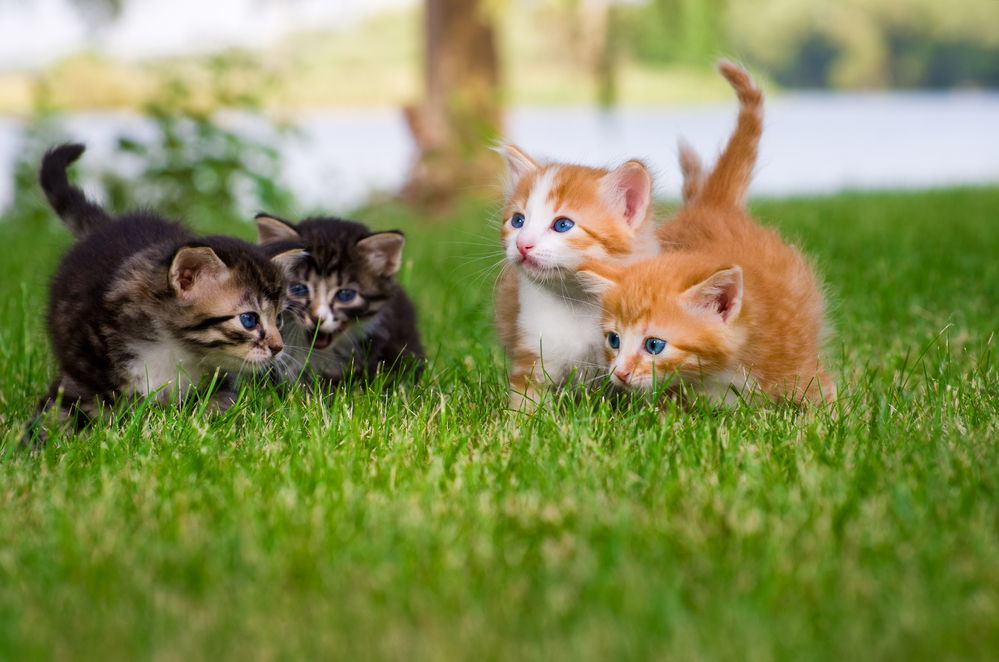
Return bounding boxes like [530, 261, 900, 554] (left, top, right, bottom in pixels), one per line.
[170, 247, 229, 300]
[494, 143, 539, 182]
[600, 160, 652, 230]
[577, 262, 622, 294]
[270, 248, 307, 275]
[356, 231, 405, 277]
[255, 214, 300, 244]
[681, 267, 743, 324]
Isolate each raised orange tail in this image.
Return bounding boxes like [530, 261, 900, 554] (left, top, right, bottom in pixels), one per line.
[688, 60, 763, 210]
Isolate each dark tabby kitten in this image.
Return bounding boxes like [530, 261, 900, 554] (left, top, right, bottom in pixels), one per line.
[29, 144, 303, 444]
[255, 214, 425, 386]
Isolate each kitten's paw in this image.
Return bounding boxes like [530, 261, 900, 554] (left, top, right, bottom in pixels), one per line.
[19, 423, 48, 454]
[508, 388, 541, 412]
[205, 391, 238, 416]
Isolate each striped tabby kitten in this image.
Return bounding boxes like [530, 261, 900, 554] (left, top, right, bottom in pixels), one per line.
[29, 144, 302, 444]
[255, 214, 425, 387]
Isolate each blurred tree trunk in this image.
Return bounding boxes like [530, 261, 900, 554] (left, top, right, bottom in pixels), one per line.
[595, 2, 620, 109]
[403, 0, 502, 207]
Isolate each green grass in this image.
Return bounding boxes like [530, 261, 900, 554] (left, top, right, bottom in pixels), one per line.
[1, 187, 998, 661]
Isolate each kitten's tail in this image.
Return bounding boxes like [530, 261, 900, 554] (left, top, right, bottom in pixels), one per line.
[691, 60, 763, 209]
[39, 143, 111, 240]
[678, 140, 704, 204]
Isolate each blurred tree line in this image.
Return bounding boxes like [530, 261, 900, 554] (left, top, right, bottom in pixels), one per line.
[32, 0, 996, 210]
[620, 0, 999, 89]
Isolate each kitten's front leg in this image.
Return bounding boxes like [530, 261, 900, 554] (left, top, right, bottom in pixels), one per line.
[200, 372, 241, 416]
[508, 353, 548, 411]
[23, 378, 93, 450]
[205, 389, 238, 415]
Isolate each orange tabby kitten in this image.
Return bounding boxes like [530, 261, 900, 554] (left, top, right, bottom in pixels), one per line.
[581, 61, 836, 406]
[493, 145, 659, 409]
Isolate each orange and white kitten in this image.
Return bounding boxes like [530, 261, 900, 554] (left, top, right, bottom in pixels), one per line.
[494, 145, 659, 409]
[581, 61, 836, 407]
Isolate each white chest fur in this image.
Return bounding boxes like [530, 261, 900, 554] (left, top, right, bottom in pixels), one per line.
[125, 338, 205, 403]
[517, 272, 607, 386]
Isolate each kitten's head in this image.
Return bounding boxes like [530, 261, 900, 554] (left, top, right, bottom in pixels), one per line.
[168, 236, 304, 371]
[580, 255, 748, 391]
[496, 144, 652, 282]
[255, 214, 404, 350]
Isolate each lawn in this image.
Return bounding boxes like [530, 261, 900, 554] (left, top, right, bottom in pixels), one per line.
[1, 186, 998, 661]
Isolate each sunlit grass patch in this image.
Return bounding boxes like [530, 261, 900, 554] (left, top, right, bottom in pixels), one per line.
[1, 187, 998, 661]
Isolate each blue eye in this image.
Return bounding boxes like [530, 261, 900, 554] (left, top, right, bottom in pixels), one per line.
[553, 218, 574, 233]
[289, 282, 308, 297]
[510, 213, 525, 228]
[645, 338, 667, 354]
[240, 313, 259, 329]
[335, 289, 357, 302]
[607, 332, 620, 350]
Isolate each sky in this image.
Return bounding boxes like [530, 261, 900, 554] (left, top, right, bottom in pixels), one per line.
[0, 0, 415, 70]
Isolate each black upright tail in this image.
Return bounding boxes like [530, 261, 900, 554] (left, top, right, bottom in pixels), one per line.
[39, 143, 111, 240]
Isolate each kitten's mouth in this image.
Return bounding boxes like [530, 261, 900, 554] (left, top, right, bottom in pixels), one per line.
[306, 323, 348, 350]
[518, 255, 550, 273]
[310, 331, 334, 350]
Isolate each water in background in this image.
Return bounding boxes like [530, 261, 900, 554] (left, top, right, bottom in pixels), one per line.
[1, 91, 997, 215]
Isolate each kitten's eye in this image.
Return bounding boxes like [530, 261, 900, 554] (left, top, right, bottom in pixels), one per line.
[510, 213, 525, 229]
[607, 332, 620, 350]
[276, 315, 284, 330]
[335, 289, 357, 302]
[645, 338, 667, 354]
[553, 217, 574, 233]
[289, 282, 309, 297]
[240, 313, 259, 329]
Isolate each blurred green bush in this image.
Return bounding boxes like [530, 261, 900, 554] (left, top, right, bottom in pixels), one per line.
[7, 53, 294, 235]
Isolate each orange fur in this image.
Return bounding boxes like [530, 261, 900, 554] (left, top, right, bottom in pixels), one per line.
[584, 61, 835, 407]
[660, 60, 764, 252]
[493, 145, 659, 409]
[678, 141, 703, 205]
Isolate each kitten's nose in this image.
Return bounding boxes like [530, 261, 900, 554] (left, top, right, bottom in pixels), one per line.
[268, 337, 283, 356]
[614, 369, 631, 384]
[516, 238, 534, 257]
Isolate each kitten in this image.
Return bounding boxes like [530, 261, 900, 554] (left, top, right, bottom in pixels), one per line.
[581, 61, 836, 406]
[493, 145, 660, 409]
[28, 143, 303, 444]
[255, 214, 425, 387]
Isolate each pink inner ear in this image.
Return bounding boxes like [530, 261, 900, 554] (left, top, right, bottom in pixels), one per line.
[683, 267, 743, 324]
[623, 185, 643, 221]
[177, 268, 196, 292]
[609, 164, 651, 227]
[716, 281, 739, 322]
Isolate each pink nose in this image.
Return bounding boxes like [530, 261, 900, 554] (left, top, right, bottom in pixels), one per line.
[517, 239, 534, 258]
[614, 369, 631, 384]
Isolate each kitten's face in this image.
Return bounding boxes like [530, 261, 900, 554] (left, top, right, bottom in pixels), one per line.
[255, 215, 404, 351]
[497, 145, 651, 282]
[284, 266, 385, 350]
[583, 257, 746, 391]
[169, 244, 298, 371]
